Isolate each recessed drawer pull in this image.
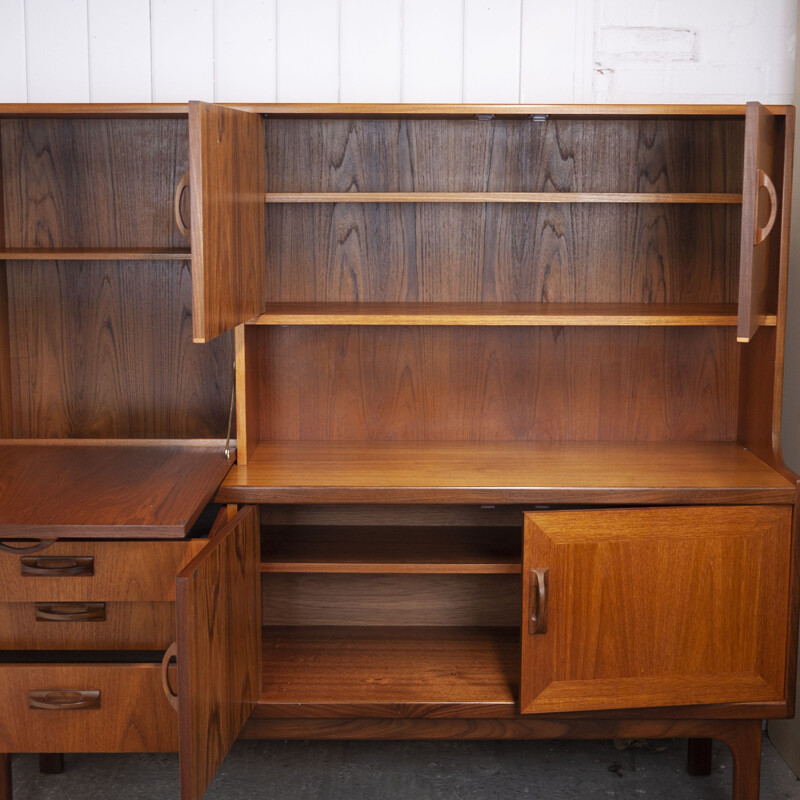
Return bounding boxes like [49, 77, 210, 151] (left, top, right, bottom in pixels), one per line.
[34, 602, 106, 622]
[529, 568, 549, 635]
[161, 641, 179, 711]
[28, 690, 100, 711]
[0, 540, 56, 555]
[21, 555, 94, 577]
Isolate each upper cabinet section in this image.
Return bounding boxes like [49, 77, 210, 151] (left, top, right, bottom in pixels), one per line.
[189, 102, 265, 343]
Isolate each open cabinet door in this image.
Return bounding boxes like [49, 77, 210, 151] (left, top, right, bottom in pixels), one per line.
[737, 101, 778, 342]
[189, 102, 265, 343]
[520, 506, 791, 715]
[175, 505, 260, 800]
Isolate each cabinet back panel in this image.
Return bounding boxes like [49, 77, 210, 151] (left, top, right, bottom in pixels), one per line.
[264, 119, 744, 194]
[252, 326, 738, 442]
[1, 119, 188, 249]
[7, 262, 233, 438]
[265, 204, 739, 304]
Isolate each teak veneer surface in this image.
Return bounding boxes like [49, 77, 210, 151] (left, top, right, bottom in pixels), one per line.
[251, 302, 771, 327]
[218, 442, 795, 504]
[0, 441, 232, 537]
[264, 192, 742, 203]
[258, 626, 517, 715]
[0, 247, 191, 260]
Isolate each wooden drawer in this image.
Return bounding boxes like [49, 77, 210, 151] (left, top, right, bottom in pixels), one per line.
[0, 601, 175, 649]
[0, 663, 178, 752]
[0, 539, 206, 602]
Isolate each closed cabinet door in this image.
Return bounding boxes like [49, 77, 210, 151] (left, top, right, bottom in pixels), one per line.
[520, 505, 792, 714]
[170, 505, 261, 800]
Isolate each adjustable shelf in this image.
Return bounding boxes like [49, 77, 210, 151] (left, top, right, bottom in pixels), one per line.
[0, 248, 191, 261]
[250, 303, 775, 328]
[261, 525, 521, 574]
[264, 192, 742, 204]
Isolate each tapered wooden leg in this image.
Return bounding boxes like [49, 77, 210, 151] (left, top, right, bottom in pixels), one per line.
[723, 720, 762, 800]
[0, 754, 11, 800]
[38, 754, 63, 774]
[687, 738, 713, 776]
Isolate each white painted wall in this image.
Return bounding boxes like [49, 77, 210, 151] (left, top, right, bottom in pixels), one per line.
[0, 0, 795, 104]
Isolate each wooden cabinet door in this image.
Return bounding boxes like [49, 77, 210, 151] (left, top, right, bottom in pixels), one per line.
[175, 505, 260, 800]
[738, 101, 778, 342]
[189, 102, 265, 342]
[520, 505, 791, 714]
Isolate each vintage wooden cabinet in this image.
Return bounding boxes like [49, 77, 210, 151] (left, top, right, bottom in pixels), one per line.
[0, 101, 797, 800]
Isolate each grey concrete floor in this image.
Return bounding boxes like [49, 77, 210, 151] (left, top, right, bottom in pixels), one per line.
[9, 736, 800, 799]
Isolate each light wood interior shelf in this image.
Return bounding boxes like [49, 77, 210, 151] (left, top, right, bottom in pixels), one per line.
[218, 441, 796, 504]
[250, 303, 774, 327]
[256, 626, 518, 714]
[264, 192, 742, 204]
[261, 526, 521, 574]
[0, 247, 191, 260]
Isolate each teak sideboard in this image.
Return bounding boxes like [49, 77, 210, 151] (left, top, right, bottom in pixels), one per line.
[0, 101, 797, 800]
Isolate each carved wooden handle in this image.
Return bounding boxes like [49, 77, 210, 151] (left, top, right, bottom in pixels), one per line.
[174, 169, 191, 240]
[21, 555, 94, 577]
[161, 641, 179, 711]
[0, 540, 56, 554]
[28, 690, 100, 711]
[529, 568, 549, 635]
[34, 602, 106, 622]
[754, 168, 778, 245]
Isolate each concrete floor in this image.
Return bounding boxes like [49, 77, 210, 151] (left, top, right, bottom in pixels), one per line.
[9, 736, 800, 799]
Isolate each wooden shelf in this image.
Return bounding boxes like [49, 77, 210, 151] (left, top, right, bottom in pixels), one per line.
[218, 441, 796, 505]
[0, 247, 191, 261]
[265, 192, 742, 204]
[255, 626, 518, 716]
[250, 303, 773, 327]
[261, 526, 521, 574]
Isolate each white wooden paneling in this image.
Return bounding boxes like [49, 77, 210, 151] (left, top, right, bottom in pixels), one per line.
[403, 0, 463, 102]
[340, 0, 402, 102]
[151, 0, 214, 102]
[277, 0, 339, 102]
[215, 0, 277, 101]
[26, 0, 90, 102]
[520, 0, 576, 103]
[463, 0, 522, 102]
[88, 0, 151, 102]
[0, 0, 27, 102]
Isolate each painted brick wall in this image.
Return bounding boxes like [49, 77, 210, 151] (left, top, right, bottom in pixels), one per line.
[0, 0, 795, 104]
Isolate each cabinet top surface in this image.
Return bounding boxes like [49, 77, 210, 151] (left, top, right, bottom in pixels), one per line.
[0, 103, 792, 119]
[0, 440, 233, 538]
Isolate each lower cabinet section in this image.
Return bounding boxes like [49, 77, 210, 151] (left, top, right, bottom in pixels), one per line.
[0, 663, 178, 752]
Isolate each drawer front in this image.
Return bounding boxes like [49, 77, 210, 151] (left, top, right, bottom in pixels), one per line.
[0, 601, 175, 650]
[0, 663, 178, 752]
[520, 505, 793, 715]
[0, 540, 206, 602]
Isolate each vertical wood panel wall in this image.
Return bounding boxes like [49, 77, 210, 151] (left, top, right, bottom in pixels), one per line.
[0, 0, 794, 104]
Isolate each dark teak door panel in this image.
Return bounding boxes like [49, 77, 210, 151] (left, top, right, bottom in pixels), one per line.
[175, 505, 260, 800]
[189, 102, 265, 342]
[520, 505, 792, 714]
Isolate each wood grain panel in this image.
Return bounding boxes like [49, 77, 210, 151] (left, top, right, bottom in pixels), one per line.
[0, 601, 175, 649]
[176, 505, 260, 800]
[259, 626, 517, 711]
[189, 102, 265, 342]
[265, 204, 739, 305]
[0, 663, 177, 752]
[218, 441, 796, 505]
[250, 326, 738, 442]
[263, 119, 744, 193]
[7, 261, 233, 439]
[0, 120, 11, 437]
[1, 118, 188, 248]
[520, 505, 792, 714]
[0, 539, 205, 601]
[261, 574, 519, 626]
[0, 442, 231, 538]
[738, 102, 777, 341]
